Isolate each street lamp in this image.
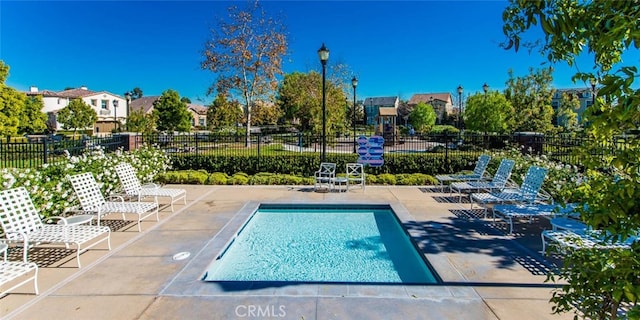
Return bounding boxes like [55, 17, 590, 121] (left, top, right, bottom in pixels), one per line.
[124, 92, 131, 131]
[590, 78, 597, 105]
[482, 83, 489, 95]
[318, 43, 329, 162]
[457, 85, 463, 129]
[351, 76, 358, 153]
[112, 99, 119, 132]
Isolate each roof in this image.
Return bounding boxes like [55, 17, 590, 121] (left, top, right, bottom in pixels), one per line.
[408, 93, 452, 105]
[56, 87, 98, 98]
[129, 96, 160, 114]
[187, 103, 208, 115]
[378, 107, 398, 116]
[363, 96, 398, 106]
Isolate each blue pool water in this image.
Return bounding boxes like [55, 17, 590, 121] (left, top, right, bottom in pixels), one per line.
[203, 204, 439, 284]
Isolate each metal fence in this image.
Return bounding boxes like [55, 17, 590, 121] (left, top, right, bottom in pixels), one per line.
[1, 132, 631, 169]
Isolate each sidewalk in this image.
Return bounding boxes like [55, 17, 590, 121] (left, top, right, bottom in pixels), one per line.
[1, 185, 570, 320]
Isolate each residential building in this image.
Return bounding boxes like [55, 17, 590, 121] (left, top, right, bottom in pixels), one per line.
[551, 88, 594, 124]
[187, 104, 208, 129]
[362, 96, 399, 126]
[408, 93, 455, 124]
[26, 86, 127, 134]
[129, 96, 207, 130]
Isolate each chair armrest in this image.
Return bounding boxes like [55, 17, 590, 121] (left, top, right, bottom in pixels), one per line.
[141, 182, 161, 189]
[106, 195, 125, 202]
[44, 216, 67, 225]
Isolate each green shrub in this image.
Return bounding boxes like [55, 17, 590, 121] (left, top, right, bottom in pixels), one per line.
[376, 173, 397, 185]
[228, 172, 249, 185]
[207, 172, 229, 185]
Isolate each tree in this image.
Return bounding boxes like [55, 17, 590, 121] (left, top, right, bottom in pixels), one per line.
[56, 98, 97, 135]
[126, 87, 143, 100]
[276, 71, 346, 135]
[153, 89, 191, 132]
[408, 102, 436, 133]
[503, 1, 640, 318]
[555, 92, 581, 133]
[19, 95, 47, 135]
[201, 0, 288, 147]
[180, 97, 192, 104]
[0, 61, 24, 137]
[504, 67, 555, 133]
[464, 91, 513, 133]
[251, 100, 281, 126]
[206, 93, 243, 129]
[126, 110, 156, 135]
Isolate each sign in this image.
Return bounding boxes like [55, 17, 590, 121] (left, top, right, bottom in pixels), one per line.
[356, 135, 384, 167]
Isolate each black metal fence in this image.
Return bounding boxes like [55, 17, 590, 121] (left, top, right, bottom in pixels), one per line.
[1, 132, 632, 169]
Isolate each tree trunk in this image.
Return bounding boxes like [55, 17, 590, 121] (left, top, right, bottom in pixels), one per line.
[245, 107, 251, 148]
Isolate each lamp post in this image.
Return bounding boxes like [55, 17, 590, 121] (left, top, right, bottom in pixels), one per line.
[457, 85, 463, 129]
[124, 92, 131, 131]
[351, 76, 358, 153]
[112, 99, 119, 132]
[482, 83, 489, 95]
[318, 43, 330, 162]
[590, 78, 597, 105]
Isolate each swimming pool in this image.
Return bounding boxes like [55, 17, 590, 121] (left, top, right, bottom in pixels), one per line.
[202, 204, 439, 284]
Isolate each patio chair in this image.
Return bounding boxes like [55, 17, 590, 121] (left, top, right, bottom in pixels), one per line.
[541, 229, 637, 254]
[115, 162, 187, 212]
[449, 159, 515, 201]
[1, 242, 39, 296]
[470, 166, 549, 218]
[435, 154, 491, 189]
[68, 172, 159, 232]
[314, 162, 336, 191]
[0, 187, 111, 268]
[493, 202, 579, 234]
[345, 163, 365, 191]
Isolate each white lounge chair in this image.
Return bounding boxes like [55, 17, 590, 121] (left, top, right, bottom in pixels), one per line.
[450, 159, 515, 201]
[68, 172, 159, 232]
[345, 163, 365, 191]
[542, 229, 637, 254]
[115, 162, 187, 212]
[314, 162, 336, 191]
[493, 203, 579, 234]
[1, 242, 39, 296]
[435, 154, 491, 189]
[470, 166, 549, 218]
[0, 187, 111, 268]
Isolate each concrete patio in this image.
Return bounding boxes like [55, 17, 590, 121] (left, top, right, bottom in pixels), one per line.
[1, 185, 572, 320]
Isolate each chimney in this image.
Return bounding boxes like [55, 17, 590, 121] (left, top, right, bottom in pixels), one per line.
[30, 86, 38, 93]
[80, 85, 88, 90]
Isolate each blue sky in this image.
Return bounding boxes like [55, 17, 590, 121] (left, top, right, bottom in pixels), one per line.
[1, 1, 604, 105]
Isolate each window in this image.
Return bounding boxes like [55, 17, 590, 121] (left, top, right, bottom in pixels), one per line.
[101, 100, 108, 109]
[91, 99, 97, 106]
[199, 118, 205, 126]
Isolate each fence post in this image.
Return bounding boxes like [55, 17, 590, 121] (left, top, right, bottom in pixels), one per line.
[256, 132, 261, 172]
[444, 131, 449, 170]
[298, 132, 302, 152]
[43, 138, 48, 164]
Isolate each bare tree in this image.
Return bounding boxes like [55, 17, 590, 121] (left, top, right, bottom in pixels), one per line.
[201, 0, 288, 147]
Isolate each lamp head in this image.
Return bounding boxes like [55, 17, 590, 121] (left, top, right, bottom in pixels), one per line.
[112, 99, 119, 107]
[351, 76, 358, 88]
[317, 43, 329, 64]
[482, 83, 489, 93]
[457, 85, 463, 94]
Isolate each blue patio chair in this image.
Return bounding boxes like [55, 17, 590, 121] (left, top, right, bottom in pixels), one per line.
[449, 159, 516, 201]
[493, 202, 580, 234]
[470, 165, 549, 218]
[435, 154, 491, 189]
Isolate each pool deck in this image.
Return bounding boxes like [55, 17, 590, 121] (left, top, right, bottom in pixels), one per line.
[1, 185, 572, 320]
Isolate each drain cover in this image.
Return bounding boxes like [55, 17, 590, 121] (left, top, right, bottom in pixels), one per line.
[172, 251, 191, 261]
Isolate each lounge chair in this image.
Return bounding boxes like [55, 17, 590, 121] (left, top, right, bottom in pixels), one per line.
[449, 159, 515, 201]
[541, 229, 637, 254]
[0, 187, 111, 268]
[1, 242, 39, 295]
[345, 163, 365, 191]
[435, 154, 491, 189]
[493, 203, 579, 234]
[314, 162, 336, 191]
[68, 172, 159, 232]
[470, 165, 549, 218]
[115, 162, 187, 212]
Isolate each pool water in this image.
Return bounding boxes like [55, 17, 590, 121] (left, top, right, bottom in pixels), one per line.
[203, 204, 438, 284]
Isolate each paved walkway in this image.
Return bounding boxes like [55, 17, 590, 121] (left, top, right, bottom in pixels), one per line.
[1, 185, 571, 320]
